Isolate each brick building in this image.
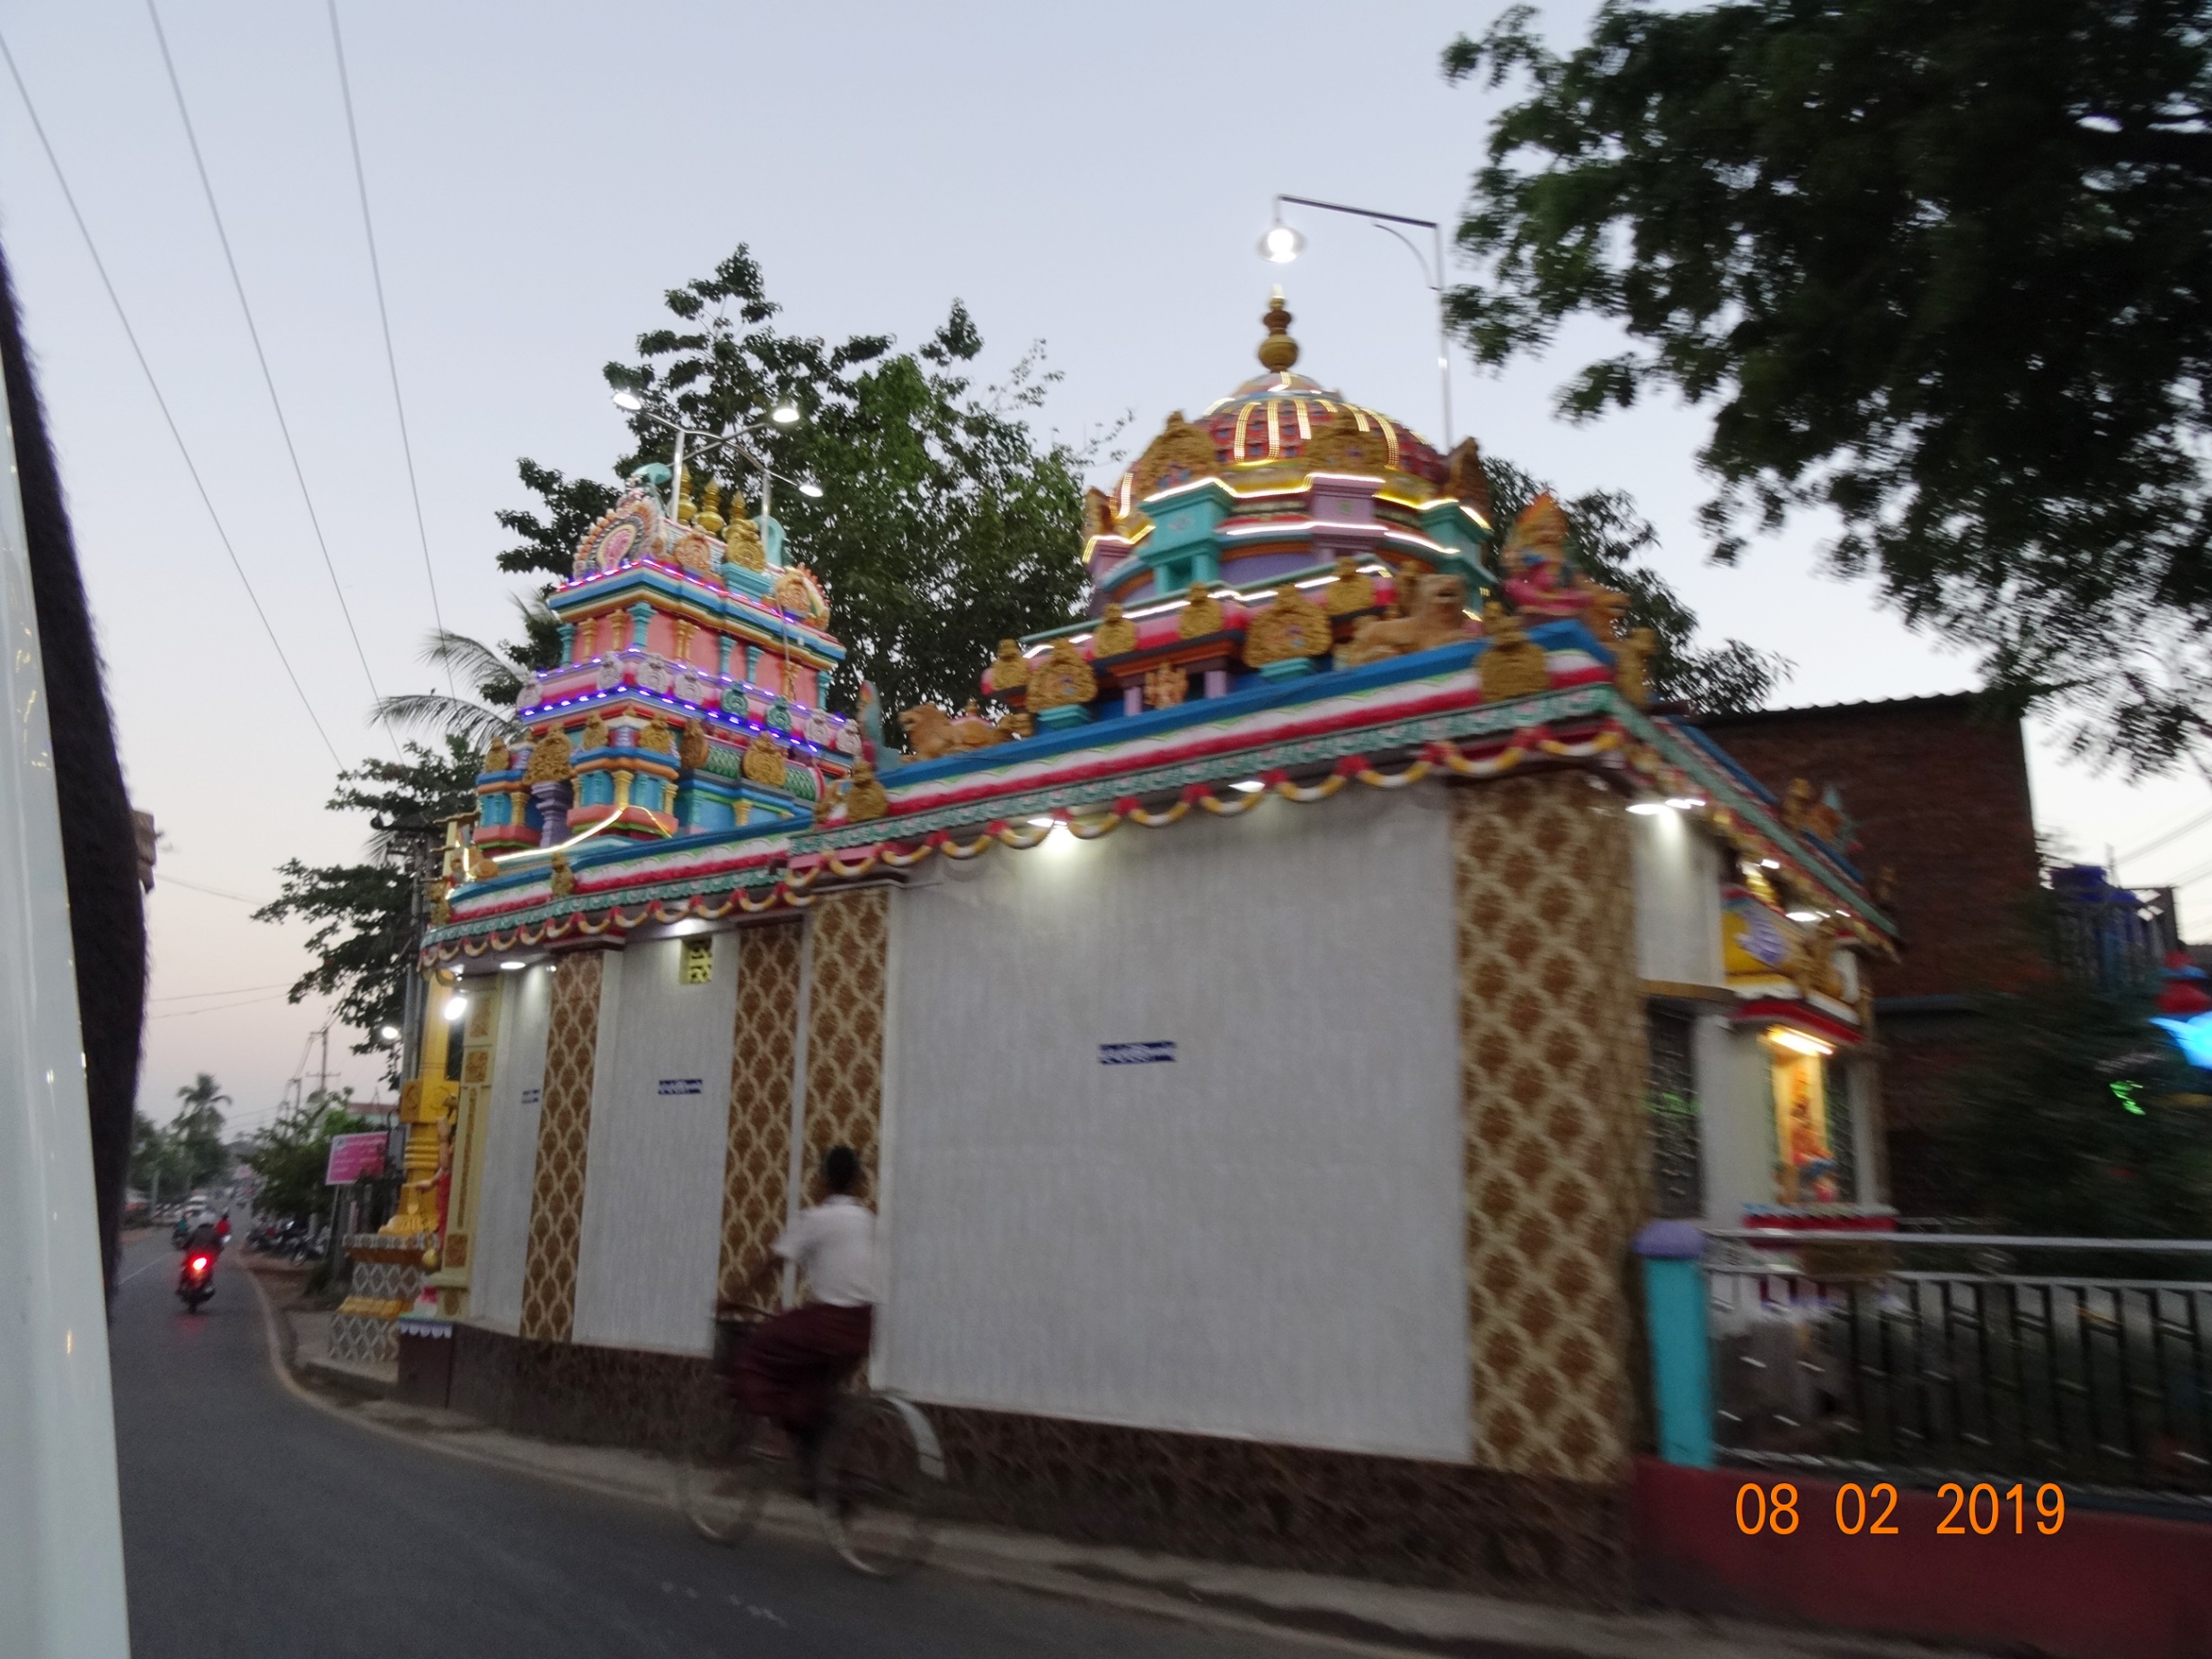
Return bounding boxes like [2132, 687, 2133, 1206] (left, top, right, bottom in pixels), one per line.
[1694, 693, 2046, 1216]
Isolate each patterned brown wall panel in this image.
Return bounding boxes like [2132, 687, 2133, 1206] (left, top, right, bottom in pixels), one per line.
[801, 889, 889, 1186]
[518, 949, 606, 1342]
[716, 922, 801, 1302]
[1453, 773, 1648, 1483]
[443, 1319, 1628, 1604]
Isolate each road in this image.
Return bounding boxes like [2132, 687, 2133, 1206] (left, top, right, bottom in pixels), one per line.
[107, 1228, 1298, 1659]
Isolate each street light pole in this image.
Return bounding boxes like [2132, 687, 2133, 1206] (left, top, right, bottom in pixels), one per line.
[611, 393, 818, 522]
[1264, 193, 1454, 449]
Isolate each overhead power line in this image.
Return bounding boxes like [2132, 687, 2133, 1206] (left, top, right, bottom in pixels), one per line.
[146, 991, 290, 1020]
[149, 981, 290, 1002]
[2116, 802, 2212, 870]
[325, 0, 447, 697]
[154, 874, 268, 905]
[143, 0, 398, 755]
[0, 27, 341, 765]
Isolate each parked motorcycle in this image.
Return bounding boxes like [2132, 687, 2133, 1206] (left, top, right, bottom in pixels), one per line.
[176, 1250, 215, 1313]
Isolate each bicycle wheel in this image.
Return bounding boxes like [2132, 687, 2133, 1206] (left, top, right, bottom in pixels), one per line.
[817, 1393, 944, 1577]
[677, 1408, 779, 1545]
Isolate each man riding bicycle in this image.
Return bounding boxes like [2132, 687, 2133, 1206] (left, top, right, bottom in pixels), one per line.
[723, 1145, 876, 1483]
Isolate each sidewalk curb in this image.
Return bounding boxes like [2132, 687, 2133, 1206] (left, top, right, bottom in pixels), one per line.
[235, 1271, 1971, 1659]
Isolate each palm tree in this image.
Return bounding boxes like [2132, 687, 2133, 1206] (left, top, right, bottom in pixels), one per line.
[371, 596, 553, 750]
[173, 1072, 230, 1134]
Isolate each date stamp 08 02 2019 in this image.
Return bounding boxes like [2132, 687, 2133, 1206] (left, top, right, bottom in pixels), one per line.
[1735, 1480, 2066, 1537]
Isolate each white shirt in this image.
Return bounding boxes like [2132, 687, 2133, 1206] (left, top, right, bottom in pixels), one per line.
[774, 1196, 878, 1308]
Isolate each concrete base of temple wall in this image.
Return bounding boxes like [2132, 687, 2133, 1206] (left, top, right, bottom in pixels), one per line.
[446, 1321, 1632, 1606]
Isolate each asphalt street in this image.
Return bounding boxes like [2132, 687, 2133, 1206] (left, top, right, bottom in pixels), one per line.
[107, 1228, 1297, 1659]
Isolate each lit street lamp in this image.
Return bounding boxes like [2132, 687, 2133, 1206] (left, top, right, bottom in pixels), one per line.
[1260, 194, 1454, 447]
[610, 390, 821, 519]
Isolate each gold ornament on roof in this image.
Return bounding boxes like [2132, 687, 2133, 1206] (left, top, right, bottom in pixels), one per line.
[1615, 626, 1657, 707]
[1323, 556, 1376, 616]
[984, 640, 1029, 697]
[1242, 584, 1332, 666]
[1305, 410, 1391, 472]
[722, 491, 767, 570]
[549, 852, 576, 898]
[523, 727, 573, 783]
[1477, 603, 1550, 701]
[1026, 638, 1098, 712]
[1178, 582, 1225, 639]
[1129, 410, 1220, 501]
[640, 715, 676, 755]
[428, 877, 451, 927]
[695, 479, 725, 537]
[742, 732, 789, 789]
[1093, 603, 1138, 658]
[769, 563, 830, 626]
[675, 471, 697, 525]
[1257, 287, 1299, 373]
[843, 760, 889, 822]
[1082, 486, 1117, 541]
[1581, 578, 1631, 644]
[1441, 437, 1494, 523]
[483, 737, 512, 774]
[678, 721, 711, 770]
[1781, 778, 1818, 834]
[580, 712, 610, 754]
[468, 847, 498, 883]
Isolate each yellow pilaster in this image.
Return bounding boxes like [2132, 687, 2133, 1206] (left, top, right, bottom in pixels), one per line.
[382, 966, 457, 1240]
[429, 977, 501, 1317]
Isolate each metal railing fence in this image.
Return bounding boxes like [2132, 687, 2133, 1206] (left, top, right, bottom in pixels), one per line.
[1704, 1231, 2212, 1499]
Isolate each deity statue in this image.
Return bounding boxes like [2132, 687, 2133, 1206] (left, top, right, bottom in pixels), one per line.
[1499, 494, 1590, 622]
[1093, 603, 1138, 659]
[1143, 662, 1188, 709]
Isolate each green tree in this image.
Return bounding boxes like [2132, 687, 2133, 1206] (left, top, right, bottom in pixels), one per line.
[500, 246, 1095, 714]
[1442, 1, 2212, 772]
[1486, 455, 1786, 711]
[253, 739, 479, 1081]
[128, 1110, 190, 1205]
[1942, 973, 2212, 1238]
[246, 1090, 372, 1225]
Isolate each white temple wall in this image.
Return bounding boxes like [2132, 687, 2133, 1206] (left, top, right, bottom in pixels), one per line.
[571, 934, 739, 1355]
[874, 788, 1473, 1461]
[1697, 1018, 1774, 1223]
[1631, 807, 1726, 988]
[469, 961, 553, 1333]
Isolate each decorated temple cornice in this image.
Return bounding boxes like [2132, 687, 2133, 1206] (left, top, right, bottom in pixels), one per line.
[429, 649, 1897, 963]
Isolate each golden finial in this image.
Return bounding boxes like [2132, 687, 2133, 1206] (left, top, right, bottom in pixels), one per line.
[675, 468, 697, 525]
[695, 478, 725, 536]
[1257, 286, 1299, 373]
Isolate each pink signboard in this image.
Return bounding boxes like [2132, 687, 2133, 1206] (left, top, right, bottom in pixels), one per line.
[323, 1132, 387, 1185]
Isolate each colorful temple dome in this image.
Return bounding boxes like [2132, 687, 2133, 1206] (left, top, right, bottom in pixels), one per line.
[1079, 290, 1492, 620]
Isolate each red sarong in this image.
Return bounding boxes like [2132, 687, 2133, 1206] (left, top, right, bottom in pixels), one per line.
[731, 1302, 873, 1434]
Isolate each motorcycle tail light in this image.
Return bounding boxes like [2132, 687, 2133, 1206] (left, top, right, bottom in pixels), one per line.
[191, 1257, 209, 1270]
